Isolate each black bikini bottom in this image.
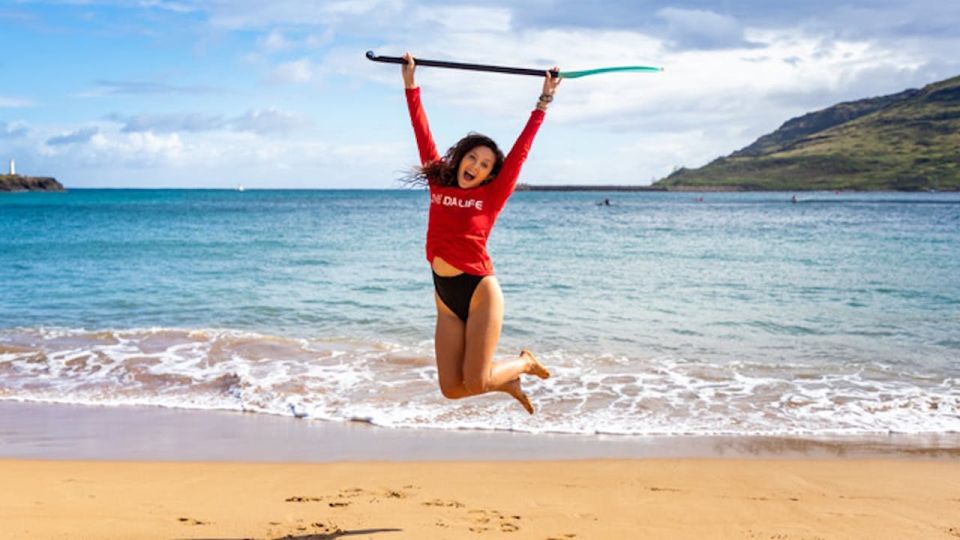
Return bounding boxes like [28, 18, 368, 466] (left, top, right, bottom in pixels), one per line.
[432, 271, 485, 322]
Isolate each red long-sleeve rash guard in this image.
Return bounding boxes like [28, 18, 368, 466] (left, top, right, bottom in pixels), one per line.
[406, 87, 545, 276]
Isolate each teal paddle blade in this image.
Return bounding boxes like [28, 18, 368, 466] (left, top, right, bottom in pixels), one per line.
[558, 66, 663, 79]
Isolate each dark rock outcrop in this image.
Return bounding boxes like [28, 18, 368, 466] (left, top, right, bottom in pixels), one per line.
[0, 175, 65, 192]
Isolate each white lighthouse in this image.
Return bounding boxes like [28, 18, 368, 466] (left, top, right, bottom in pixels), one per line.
[8, 159, 14, 176]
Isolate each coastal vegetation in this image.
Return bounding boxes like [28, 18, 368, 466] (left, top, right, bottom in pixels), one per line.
[655, 75, 960, 191]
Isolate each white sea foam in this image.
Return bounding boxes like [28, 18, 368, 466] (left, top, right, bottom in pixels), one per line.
[0, 326, 957, 436]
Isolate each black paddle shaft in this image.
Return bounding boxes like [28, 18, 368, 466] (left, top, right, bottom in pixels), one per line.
[366, 51, 559, 79]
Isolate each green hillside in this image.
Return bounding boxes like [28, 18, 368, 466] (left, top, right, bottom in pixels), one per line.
[656, 75, 960, 191]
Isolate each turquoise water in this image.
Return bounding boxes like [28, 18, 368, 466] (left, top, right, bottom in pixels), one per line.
[1, 189, 958, 435]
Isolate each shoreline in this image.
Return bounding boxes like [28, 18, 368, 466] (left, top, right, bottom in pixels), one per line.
[2, 400, 958, 462]
[3, 403, 960, 538]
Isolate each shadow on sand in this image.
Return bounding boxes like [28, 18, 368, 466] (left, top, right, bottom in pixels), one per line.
[274, 530, 403, 540]
[181, 529, 403, 540]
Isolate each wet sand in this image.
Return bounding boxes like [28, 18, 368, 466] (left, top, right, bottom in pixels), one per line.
[1, 401, 959, 539]
[3, 401, 958, 462]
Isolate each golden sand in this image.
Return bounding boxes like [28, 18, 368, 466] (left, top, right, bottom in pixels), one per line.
[1, 458, 958, 539]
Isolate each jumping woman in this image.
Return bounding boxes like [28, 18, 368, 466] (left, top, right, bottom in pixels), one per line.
[402, 52, 559, 414]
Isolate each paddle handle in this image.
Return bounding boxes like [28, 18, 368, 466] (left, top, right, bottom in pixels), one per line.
[366, 51, 559, 79]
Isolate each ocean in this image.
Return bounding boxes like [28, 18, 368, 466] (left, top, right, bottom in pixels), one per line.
[1, 189, 958, 436]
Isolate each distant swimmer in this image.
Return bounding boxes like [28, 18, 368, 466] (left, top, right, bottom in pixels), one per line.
[400, 52, 555, 415]
[791, 195, 798, 204]
[597, 198, 612, 206]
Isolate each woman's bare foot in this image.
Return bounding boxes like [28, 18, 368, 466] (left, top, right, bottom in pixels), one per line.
[520, 349, 551, 379]
[503, 378, 534, 415]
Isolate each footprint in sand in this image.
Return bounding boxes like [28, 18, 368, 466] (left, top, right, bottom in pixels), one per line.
[270, 519, 342, 539]
[285, 496, 323, 502]
[311, 521, 343, 535]
[336, 487, 366, 498]
[286, 487, 412, 509]
[755, 534, 825, 540]
[500, 522, 519, 532]
[467, 509, 520, 534]
[423, 499, 465, 508]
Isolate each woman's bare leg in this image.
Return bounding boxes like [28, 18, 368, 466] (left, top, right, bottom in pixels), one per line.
[461, 276, 541, 412]
[433, 279, 551, 413]
[434, 290, 528, 402]
[434, 293, 470, 399]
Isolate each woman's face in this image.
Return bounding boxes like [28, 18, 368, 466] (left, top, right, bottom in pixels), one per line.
[457, 145, 496, 189]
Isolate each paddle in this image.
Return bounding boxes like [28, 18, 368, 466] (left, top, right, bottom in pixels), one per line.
[365, 51, 663, 79]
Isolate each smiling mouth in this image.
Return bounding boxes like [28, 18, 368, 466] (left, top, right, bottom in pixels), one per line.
[463, 171, 476, 182]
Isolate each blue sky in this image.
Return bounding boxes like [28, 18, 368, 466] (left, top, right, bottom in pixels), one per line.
[2, 0, 959, 188]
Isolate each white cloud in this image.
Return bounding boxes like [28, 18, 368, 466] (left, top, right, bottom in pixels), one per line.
[0, 96, 33, 108]
[303, 31, 334, 48]
[107, 108, 311, 134]
[47, 127, 100, 146]
[657, 7, 751, 49]
[259, 30, 293, 52]
[137, 0, 196, 13]
[0, 121, 29, 138]
[256, 28, 334, 55]
[38, 127, 185, 168]
[111, 112, 224, 133]
[232, 108, 311, 133]
[323, 0, 391, 16]
[98, 131, 186, 167]
[76, 79, 222, 98]
[270, 58, 317, 83]
[19, 120, 405, 187]
[204, 0, 404, 29]
[412, 5, 513, 33]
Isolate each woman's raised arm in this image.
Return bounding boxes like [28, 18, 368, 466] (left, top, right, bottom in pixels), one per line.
[403, 52, 440, 166]
[487, 68, 561, 208]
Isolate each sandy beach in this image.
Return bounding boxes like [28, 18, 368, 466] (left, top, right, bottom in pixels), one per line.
[2, 458, 959, 539]
[0, 402, 958, 539]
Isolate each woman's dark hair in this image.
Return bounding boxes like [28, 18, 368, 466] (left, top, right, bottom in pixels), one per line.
[405, 133, 505, 188]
